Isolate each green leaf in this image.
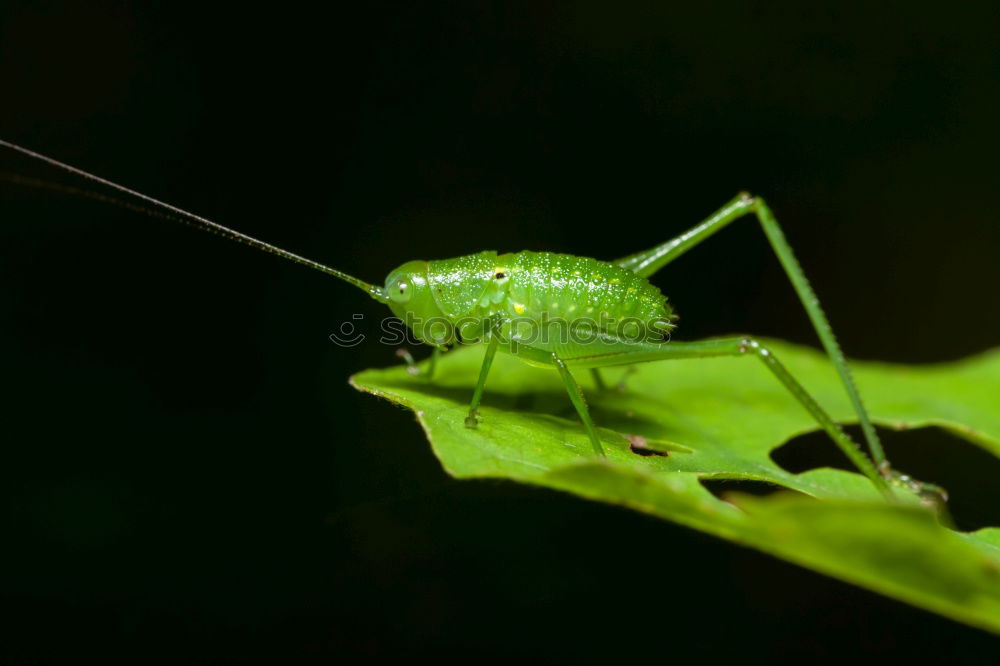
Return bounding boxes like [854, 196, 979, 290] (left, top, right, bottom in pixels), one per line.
[350, 339, 1000, 632]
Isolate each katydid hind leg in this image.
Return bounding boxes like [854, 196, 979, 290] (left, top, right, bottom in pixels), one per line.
[615, 194, 890, 477]
[562, 336, 891, 494]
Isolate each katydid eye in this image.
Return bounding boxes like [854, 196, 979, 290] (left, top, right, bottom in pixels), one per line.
[389, 277, 412, 304]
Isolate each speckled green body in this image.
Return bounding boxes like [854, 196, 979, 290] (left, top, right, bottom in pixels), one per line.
[385, 250, 674, 350]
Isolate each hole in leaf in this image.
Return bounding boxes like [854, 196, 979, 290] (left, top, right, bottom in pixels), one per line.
[771, 425, 864, 475]
[699, 478, 804, 501]
[625, 434, 668, 457]
[772, 426, 1000, 531]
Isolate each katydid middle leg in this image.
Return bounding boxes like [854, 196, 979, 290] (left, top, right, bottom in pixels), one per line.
[464, 333, 501, 428]
[464, 338, 607, 457]
[512, 343, 608, 457]
[616, 194, 890, 477]
[553, 354, 607, 457]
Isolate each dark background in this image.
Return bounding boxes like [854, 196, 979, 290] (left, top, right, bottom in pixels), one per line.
[2, 1, 999, 661]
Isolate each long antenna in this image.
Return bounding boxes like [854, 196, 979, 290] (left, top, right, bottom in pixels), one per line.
[0, 139, 388, 303]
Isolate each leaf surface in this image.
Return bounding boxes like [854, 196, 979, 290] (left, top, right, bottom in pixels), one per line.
[351, 340, 1000, 632]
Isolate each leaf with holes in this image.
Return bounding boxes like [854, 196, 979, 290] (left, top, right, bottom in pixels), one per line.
[350, 339, 1000, 632]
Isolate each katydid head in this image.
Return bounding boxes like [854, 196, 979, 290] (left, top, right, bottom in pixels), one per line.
[384, 260, 456, 346]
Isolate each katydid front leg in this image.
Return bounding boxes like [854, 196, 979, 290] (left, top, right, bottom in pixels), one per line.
[396, 345, 444, 379]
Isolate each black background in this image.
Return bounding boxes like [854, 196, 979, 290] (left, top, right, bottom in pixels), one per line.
[2, 1, 999, 661]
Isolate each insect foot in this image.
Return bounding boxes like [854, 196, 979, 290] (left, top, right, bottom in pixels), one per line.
[464, 409, 480, 429]
[395, 348, 421, 376]
[886, 469, 950, 516]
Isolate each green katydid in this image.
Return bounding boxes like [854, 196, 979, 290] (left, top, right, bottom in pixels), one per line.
[0, 138, 939, 499]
